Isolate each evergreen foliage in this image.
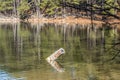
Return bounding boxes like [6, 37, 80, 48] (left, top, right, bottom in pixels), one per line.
[18, 0, 30, 19]
[0, 0, 13, 15]
[0, 0, 119, 19]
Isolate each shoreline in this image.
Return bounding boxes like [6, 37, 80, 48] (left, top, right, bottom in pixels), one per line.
[28, 16, 104, 25]
[0, 17, 120, 30]
[0, 16, 120, 25]
[28, 16, 120, 30]
[0, 17, 20, 23]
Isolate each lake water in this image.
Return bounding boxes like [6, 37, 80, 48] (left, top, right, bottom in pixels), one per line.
[0, 22, 120, 80]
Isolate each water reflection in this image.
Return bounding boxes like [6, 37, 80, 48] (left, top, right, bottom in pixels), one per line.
[0, 70, 25, 80]
[47, 60, 64, 72]
[0, 23, 120, 80]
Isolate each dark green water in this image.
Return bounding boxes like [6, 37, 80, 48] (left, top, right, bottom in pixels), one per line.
[0, 23, 120, 80]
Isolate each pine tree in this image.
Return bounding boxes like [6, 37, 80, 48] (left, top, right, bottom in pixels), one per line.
[0, 0, 13, 16]
[17, 0, 30, 19]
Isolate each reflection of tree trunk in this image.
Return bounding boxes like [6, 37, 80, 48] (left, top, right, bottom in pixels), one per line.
[93, 27, 96, 48]
[87, 25, 90, 49]
[89, 26, 92, 48]
[71, 67, 77, 80]
[113, 27, 118, 41]
[72, 24, 76, 37]
[87, 64, 97, 80]
[63, 24, 67, 44]
[13, 23, 22, 61]
[34, 23, 43, 60]
[16, 23, 19, 59]
[37, 23, 41, 60]
[100, 28, 105, 63]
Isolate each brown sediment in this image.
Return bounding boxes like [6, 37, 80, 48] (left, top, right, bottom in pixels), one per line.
[28, 16, 120, 30]
[106, 19, 120, 30]
[0, 16, 120, 29]
[0, 16, 120, 25]
[28, 16, 104, 25]
[0, 17, 20, 23]
[107, 19, 120, 24]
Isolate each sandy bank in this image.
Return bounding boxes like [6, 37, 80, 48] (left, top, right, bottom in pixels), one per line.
[28, 17, 120, 30]
[28, 16, 104, 25]
[0, 17, 20, 23]
[0, 16, 120, 27]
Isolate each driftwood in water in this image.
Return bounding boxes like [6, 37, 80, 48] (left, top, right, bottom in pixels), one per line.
[46, 48, 65, 62]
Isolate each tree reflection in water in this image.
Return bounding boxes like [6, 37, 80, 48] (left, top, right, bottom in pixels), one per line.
[0, 22, 119, 80]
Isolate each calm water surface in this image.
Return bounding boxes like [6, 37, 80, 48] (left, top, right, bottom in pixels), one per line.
[0, 23, 120, 80]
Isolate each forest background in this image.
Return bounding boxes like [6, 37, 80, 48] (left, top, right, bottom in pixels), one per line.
[0, 0, 120, 21]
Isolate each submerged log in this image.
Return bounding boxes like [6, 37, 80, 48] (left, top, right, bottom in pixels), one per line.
[46, 48, 65, 72]
[46, 48, 65, 62]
